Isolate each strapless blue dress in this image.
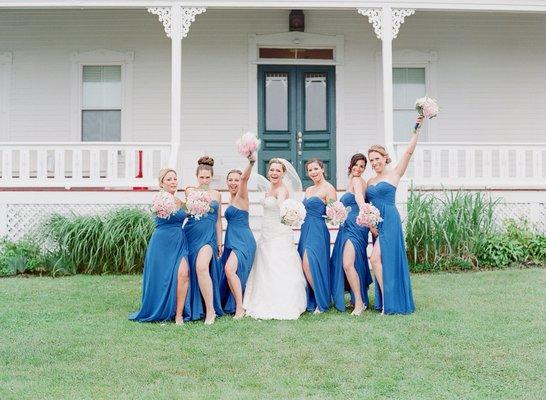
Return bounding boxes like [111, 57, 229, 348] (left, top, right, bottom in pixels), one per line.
[330, 192, 373, 311]
[366, 182, 415, 314]
[184, 200, 225, 321]
[297, 196, 331, 312]
[129, 208, 189, 322]
[220, 205, 257, 313]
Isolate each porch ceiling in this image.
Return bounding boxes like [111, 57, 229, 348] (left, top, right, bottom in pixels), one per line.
[1, 0, 546, 13]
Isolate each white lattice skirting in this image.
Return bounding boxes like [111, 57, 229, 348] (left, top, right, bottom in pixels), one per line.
[0, 191, 544, 241]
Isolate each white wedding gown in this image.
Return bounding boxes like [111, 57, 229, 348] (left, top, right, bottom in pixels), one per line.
[243, 196, 307, 320]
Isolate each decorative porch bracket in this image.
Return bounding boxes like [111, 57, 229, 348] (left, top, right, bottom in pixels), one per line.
[147, 6, 206, 39]
[147, 6, 206, 170]
[358, 7, 414, 158]
[357, 8, 415, 39]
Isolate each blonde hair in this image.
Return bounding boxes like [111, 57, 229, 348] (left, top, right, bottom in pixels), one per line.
[268, 158, 287, 172]
[158, 168, 177, 187]
[368, 145, 392, 164]
[196, 156, 214, 176]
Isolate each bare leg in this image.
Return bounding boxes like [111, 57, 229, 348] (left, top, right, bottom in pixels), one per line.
[302, 250, 314, 290]
[196, 245, 215, 324]
[302, 250, 320, 313]
[342, 240, 365, 315]
[175, 258, 189, 325]
[369, 240, 384, 314]
[224, 251, 244, 319]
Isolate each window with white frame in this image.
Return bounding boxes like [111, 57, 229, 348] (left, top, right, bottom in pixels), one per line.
[82, 65, 122, 142]
[70, 49, 133, 141]
[393, 67, 426, 141]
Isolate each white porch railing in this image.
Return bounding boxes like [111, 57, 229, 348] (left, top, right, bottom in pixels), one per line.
[394, 142, 546, 189]
[0, 142, 173, 188]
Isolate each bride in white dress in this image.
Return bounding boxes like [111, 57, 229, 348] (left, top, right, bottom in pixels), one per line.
[243, 158, 307, 320]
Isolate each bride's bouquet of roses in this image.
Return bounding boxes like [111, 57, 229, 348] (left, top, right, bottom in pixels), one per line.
[356, 203, 383, 229]
[151, 190, 177, 219]
[184, 190, 213, 220]
[324, 200, 351, 227]
[236, 131, 261, 158]
[280, 198, 306, 228]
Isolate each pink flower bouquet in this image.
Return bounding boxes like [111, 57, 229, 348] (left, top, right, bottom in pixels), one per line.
[151, 190, 177, 219]
[356, 203, 383, 229]
[185, 190, 213, 220]
[280, 199, 306, 228]
[415, 96, 439, 119]
[236, 132, 261, 158]
[324, 200, 351, 227]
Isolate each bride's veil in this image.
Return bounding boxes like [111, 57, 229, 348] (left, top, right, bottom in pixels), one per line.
[248, 158, 303, 200]
[277, 158, 303, 200]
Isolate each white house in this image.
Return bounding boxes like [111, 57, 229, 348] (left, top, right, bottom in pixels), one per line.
[0, 0, 545, 239]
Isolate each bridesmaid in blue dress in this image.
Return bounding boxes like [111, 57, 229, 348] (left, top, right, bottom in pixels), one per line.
[221, 155, 257, 319]
[129, 168, 190, 325]
[330, 154, 373, 315]
[184, 156, 224, 324]
[366, 115, 424, 314]
[298, 158, 337, 313]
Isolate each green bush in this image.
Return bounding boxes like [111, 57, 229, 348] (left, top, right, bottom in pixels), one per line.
[0, 237, 52, 277]
[475, 234, 526, 268]
[406, 190, 497, 272]
[527, 235, 546, 262]
[43, 208, 154, 274]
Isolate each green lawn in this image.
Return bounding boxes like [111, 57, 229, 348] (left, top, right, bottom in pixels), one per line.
[1, 269, 545, 400]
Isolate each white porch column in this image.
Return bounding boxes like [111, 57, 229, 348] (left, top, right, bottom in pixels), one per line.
[148, 5, 206, 170]
[358, 7, 414, 154]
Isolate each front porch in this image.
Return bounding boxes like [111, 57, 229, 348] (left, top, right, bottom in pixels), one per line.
[0, 2, 545, 237]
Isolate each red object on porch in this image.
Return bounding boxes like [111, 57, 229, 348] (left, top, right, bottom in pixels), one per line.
[133, 150, 148, 191]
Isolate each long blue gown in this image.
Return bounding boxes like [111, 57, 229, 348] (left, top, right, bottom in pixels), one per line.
[220, 205, 257, 313]
[297, 196, 331, 312]
[184, 200, 224, 321]
[330, 192, 373, 312]
[366, 181, 415, 314]
[129, 208, 188, 322]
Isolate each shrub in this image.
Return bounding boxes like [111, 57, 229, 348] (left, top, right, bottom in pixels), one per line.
[0, 237, 52, 277]
[474, 234, 526, 268]
[43, 208, 154, 274]
[406, 190, 497, 272]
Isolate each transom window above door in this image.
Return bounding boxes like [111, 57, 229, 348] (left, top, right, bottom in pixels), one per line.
[82, 65, 121, 142]
[259, 48, 334, 60]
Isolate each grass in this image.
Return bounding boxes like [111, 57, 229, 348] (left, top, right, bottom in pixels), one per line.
[1, 268, 545, 399]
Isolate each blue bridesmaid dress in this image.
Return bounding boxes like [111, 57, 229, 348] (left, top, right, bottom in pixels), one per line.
[220, 205, 257, 313]
[184, 200, 224, 321]
[366, 182, 415, 314]
[129, 208, 189, 322]
[297, 196, 331, 312]
[330, 192, 373, 311]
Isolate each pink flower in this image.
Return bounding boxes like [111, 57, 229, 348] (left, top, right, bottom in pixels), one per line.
[185, 190, 213, 220]
[415, 96, 439, 119]
[324, 201, 351, 227]
[356, 203, 383, 228]
[236, 132, 261, 158]
[151, 190, 177, 219]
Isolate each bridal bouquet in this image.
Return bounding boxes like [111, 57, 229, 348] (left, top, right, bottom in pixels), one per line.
[236, 131, 261, 158]
[151, 190, 177, 219]
[324, 200, 351, 227]
[185, 190, 213, 220]
[356, 203, 383, 229]
[280, 199, 307, 228]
